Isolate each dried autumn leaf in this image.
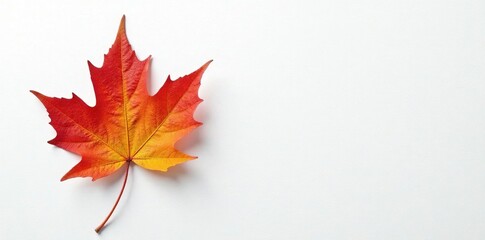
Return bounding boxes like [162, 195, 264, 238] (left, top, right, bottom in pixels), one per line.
[31, 16, 211, 232]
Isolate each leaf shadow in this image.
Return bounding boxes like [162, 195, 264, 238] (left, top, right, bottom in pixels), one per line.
[144, 164, 191, 181]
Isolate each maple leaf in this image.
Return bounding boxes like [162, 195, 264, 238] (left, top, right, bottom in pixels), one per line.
[31, 16, 211, 232]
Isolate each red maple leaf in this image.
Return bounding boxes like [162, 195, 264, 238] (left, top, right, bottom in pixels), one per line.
[31, 16, 211, 232]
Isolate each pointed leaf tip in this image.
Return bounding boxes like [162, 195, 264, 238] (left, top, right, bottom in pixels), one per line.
[205, 59, 213, 67]
[198, 60, 213, 73]
[30, 90, 45, 100]
[117, 15, 127, 37]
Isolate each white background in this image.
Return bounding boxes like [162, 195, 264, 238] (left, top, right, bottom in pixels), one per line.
[1, 0, 485, 239]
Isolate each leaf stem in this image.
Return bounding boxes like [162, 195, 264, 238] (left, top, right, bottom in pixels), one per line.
[95, 162, 130, 233]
